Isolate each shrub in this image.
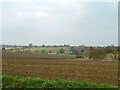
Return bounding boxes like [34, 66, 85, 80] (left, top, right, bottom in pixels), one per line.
[76, 55, 84, 58]
[25, 50, 31, 53]
[34, 50, 40, 54]
[89, 48, 107, 60]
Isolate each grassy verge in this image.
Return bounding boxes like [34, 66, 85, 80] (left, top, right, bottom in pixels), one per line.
[2, 75, 116, 88]
[49, 54, 76, 57]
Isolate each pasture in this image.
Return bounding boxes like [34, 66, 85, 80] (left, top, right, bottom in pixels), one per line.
[5, 47, 70, 53]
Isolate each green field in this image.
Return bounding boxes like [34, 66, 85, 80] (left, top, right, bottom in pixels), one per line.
[2, 75, 115, 88]
[28, 47, 70, 53]
[6, 47, 70, 53]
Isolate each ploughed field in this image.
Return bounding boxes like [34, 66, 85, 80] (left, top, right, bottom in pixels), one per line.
[2, 52, 118, 86]
[2, 52, 75, 59]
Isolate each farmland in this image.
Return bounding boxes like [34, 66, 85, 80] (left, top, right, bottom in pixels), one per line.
[2, 52, 118, 87]
[4, 47, 71, 54]
[2, 52, 75, 59]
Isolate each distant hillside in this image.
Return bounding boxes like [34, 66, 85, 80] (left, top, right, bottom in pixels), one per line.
[0, 45, 24, 47]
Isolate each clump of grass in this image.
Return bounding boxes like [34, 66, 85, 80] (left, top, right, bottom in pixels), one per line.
[2, 75, 116, 88]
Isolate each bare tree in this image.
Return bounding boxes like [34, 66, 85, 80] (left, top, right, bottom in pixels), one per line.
[59, 48, 65, 54]
[14, 45, 17, 52]
[28, 43, 33, 51]
[41, 49, 47, 54]
[22, 46, 25, 52]
[89, 48, 107, 60]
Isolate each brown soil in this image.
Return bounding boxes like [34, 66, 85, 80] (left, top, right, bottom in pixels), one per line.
[2, 59, 118, 86]
[2, 52, 75, 59]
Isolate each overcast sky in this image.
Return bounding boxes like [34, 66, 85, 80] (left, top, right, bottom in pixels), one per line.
[1, 0, 118, 46]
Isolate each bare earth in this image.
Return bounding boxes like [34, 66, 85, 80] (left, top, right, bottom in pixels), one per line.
[2, 59, 118, 86]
